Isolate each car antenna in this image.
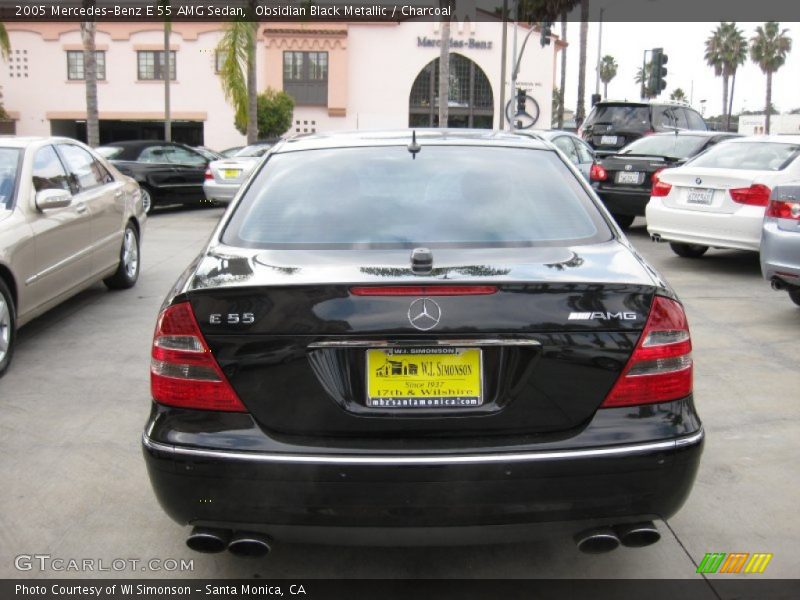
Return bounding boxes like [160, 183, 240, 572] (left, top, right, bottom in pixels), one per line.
[408, 130, 421, 159]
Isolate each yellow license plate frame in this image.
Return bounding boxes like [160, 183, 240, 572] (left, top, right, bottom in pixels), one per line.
[365, 347, 482, 409]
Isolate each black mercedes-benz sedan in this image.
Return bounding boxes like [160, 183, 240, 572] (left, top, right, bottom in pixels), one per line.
[590, 131, 739, 229]
[142, 130, 703, 557]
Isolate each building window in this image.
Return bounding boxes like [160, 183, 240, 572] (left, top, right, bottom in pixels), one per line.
[214, 50, 227, 74]
[67, 51, 106, 80]
[283, 51, 328, 106]
[137, 50, 176, 81]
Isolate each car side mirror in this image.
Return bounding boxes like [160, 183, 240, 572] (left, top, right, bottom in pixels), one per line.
[35, 188, 72, 211]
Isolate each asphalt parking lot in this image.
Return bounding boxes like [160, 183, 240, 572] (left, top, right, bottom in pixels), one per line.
[0, 208, 797, 582]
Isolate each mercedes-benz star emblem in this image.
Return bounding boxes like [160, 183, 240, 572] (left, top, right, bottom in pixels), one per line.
[625, 164, 633, 171]
[695, 177, 703, 185]
[408, 298, 442, 331]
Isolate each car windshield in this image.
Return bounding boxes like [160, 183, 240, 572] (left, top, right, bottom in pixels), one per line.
[0, 148, 21, 209]
[223, 146, 611, 249]
[621, 135, 709, 159]
[233, 144, 271, 158]
[585, 105, 649, 130]
[687, 142, 800, 171]
[95, 146, 124, 159]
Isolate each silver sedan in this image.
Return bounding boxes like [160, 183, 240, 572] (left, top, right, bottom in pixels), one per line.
[203, 142, 273, 204]
[0, 137, 146, 376]
[761, 183, 800, 306]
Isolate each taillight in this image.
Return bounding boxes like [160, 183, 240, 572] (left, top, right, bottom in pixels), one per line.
[150, 302, 246, 412]
[651, 171, 672, 197]
[601, 296, 692, 408]
[204, 168, 213, 180]
[651, 168, 665, 183]
[590, 164, 608, 181]
[351, 285, 497, 296]
[729, 184, 771, 207]
[766, 198, 800, 220]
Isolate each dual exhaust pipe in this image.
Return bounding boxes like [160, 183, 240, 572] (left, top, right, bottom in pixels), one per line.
[186, 527, 271, 558]
[574, 521, 661, 554]
[187, 521, 660, 557]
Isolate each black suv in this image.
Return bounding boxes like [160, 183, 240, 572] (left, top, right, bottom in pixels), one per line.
[581, 101, 707, 152]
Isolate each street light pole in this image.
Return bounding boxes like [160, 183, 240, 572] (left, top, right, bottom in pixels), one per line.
[499, 0, 508, 129]
[594, 7, 604, 96]
[509, 0, 518, 130]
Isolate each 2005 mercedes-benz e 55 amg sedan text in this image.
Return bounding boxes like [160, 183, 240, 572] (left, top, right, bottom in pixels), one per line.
[142, 130, 703, 557]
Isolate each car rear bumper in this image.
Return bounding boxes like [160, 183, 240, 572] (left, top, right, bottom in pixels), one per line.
[594, 188, 650, 216]
[760, 220, 800, 285]
[646, 198, 763, 251]
[142, 400, 704, 544]
[203, 181, 238, 203]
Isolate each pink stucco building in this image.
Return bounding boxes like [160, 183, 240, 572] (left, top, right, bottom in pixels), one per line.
[2, 17, 561, 149]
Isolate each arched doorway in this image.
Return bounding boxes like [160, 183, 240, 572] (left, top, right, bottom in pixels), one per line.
[409, 54, 494, 128]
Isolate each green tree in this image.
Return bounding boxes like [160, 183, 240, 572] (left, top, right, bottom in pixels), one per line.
[217, 7, 258, 142]
[0, 23, 10, 119]
[750, 21, 793, 134]
[635, 62, 656, 99]
[706, 23, 748, 130]
[670, 88, 687, 102]
[255, 88, 294, 139]
[598, 55, 617, 99]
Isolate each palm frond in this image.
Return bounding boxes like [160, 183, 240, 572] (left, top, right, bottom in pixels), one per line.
[216, 21, 253, 133]
[0, 23, 11, 61]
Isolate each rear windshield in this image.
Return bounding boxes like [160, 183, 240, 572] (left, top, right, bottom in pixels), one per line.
[621, 135, 709, 159]
[95, 146, 124, 159]
[585, 105, 649, 130]
[222, 146, 612, 249]
[0, 147, 22, 208]
[234, 144, 271, 158]
[687, 142, 800, 171]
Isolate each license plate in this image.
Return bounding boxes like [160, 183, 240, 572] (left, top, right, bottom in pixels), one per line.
[365, 347, 482, 409]
[221, 169, 241, 179]
[616, 171, 642, 185]
[600, 135, 618, 145]
[686, 188, 714, 205]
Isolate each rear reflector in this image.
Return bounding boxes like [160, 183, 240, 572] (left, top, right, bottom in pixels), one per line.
[766, 198, 800, 220]
[589, 163, 608, 182]
[151, 302, 246, 412]
[351, 285, 497, 296]
[601, 296, 692, 408]
[729, 184, 771, 207]
[650, 172, 672, 197]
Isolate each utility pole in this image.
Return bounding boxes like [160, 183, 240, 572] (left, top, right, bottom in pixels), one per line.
[499, 0, 508, 129]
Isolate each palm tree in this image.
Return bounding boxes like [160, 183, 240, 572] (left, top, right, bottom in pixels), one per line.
[0, 23, 9, 60]
[217, 14, 258, 143]
[161, 0, 172, 141]
[750, 22, 792, 134]
[437, 0, 451, 128]
[670, 88, 688, 103]
[598, 55, 617, 99]
[705, 22, 747, 130]
[80, 1, 99, 147]
[635, 63, 655, 99]
[575, 0, 589, 124]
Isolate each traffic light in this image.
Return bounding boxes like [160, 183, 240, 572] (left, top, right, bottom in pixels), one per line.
[517, 88, 526, 113]
[540, 21, 552, 47]
[648, 48, 669, 96]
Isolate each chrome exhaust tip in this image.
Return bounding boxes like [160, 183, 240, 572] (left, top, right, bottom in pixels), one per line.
[186, 527, 231, 554]
[616, 521, 661, 548]
[650, 233, 662, 242]
[771, 278, 787, 291]
[574, 527, 620, 554]
[227, 532, 272, 558]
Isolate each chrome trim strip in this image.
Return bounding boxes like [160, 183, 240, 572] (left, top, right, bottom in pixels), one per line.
[308, 339, 542, 349]
[142, 428, 704, 466]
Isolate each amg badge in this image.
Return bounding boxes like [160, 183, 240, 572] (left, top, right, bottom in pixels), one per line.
[568, 311, 639, 321]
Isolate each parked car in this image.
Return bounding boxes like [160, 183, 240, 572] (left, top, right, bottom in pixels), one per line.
[96, 141, 210, 213]
[591, 131, 739, 228]
[219, 146, 244, 158]
[204, 142, 275, 204]
[529, 130, 596, 180]
[194, 146, 223, 161]
[143, 130, 703, 557]
[581, 100, 708, 153]
[0, 137, 145, 377]
[761, 183, 800, 306]
[647, 136, 800, 257]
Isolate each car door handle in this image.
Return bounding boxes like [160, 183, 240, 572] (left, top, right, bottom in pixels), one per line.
[75, 202, 88, 214]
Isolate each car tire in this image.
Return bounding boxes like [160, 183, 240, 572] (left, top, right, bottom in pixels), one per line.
[789, 290, 800, 307]
[611, 213, 635, 229]
[0, 278, 16, 378]
[139, 185, 153, 214]
[104, 223, 140, 290]
[669, 242, 709, 258]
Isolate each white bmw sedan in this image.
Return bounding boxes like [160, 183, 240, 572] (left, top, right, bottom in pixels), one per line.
[646, 136, 800, 257]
